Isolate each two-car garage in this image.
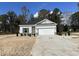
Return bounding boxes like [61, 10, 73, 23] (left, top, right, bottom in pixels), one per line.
[36, 26, 57, 36]
[38, 28, 56, 35]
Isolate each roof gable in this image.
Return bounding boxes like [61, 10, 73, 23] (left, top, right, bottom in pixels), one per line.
[35, 19, 57, 25]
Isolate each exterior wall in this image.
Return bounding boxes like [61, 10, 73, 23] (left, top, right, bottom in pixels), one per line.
[19, 25, 56, 35]
[19, 26, 32, 34]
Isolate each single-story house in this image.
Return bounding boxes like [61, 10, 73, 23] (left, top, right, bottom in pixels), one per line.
[19, 19, 57, 36]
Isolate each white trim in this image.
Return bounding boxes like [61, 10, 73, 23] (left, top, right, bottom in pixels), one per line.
[19, 25, 34, 27]
[35, 19, 57, 25]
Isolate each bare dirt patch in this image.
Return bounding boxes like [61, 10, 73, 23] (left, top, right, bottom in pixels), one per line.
[0, 35, 36, 56]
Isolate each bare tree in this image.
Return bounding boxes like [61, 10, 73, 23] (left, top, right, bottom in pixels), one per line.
[21, 6, 29, 23]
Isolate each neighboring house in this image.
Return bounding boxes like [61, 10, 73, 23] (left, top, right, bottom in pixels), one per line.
[19, 19, 57, 36]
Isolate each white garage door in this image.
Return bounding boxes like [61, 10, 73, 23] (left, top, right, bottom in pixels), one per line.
[38, 28, 55, 35]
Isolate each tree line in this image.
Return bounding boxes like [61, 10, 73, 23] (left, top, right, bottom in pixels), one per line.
[0, 6, 30, 34]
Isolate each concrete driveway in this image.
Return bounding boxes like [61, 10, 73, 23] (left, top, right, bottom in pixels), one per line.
[32, 35, 79, 56]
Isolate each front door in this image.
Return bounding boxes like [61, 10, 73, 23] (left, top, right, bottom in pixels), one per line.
[23, 28, 29, 34]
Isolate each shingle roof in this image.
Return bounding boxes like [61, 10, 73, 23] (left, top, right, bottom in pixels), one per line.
[27, 18, 43, 24]
[20, 18, 57, 26]
[20, 18, 43, 25]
